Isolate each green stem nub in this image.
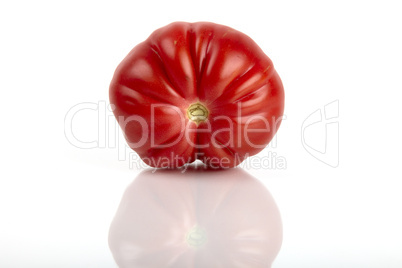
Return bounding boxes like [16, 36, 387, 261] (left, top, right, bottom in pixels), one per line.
[187, 102, 209, 124]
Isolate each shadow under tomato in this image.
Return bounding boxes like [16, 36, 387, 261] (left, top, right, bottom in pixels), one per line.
[109, 165, 282, 268]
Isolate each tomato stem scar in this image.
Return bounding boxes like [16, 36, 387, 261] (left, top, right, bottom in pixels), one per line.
[187, 102, 209, 124]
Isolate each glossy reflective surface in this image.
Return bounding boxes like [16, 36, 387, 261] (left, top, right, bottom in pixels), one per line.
[109, 166, 282, 268]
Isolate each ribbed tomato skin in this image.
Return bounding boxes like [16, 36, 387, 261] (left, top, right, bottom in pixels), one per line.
[110, 22, 284, 168]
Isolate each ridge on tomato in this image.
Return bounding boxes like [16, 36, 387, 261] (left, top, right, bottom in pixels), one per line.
[109, 21, 284, 168]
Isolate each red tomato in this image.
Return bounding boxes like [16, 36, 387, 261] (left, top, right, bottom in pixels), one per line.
[110, 22, 284, 168]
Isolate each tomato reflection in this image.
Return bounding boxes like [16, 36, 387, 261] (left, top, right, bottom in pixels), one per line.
[109, 165, 282, 268]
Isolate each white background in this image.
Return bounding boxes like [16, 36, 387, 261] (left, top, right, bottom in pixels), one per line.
[1, 0, 402, 267]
